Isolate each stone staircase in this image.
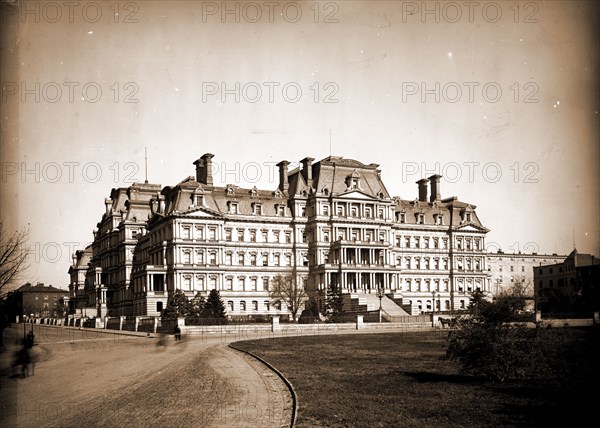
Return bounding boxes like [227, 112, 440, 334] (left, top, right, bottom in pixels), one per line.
[342, 293, 410, 317]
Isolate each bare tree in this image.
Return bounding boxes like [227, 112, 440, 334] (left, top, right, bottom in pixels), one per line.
[0, 222, 30, 294]
[269, 274, 308, 322]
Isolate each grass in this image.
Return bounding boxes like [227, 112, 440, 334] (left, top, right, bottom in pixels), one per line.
[234, 327, 600, 427]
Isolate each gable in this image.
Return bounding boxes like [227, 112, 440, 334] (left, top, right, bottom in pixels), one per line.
[337, 190, 379, 200]
[452, 223, 489, 233]
[180, 207, 223, 218]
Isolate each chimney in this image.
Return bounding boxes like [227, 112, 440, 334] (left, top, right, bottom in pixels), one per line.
[300, 157, 314, 187]
[417, 178, 429, 202]
[104, 198, 112, 214]
[276, 160, 289, 192]
[193, 153, 214, 186]
[428, 174, 442, 202]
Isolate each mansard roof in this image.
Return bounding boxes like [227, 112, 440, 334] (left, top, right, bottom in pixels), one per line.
[394, 197, 487, 230]
[286, 156, 390, 198]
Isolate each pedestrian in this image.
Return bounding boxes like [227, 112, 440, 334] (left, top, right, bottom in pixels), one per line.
[26, 330, 35, 348]
[174, 325, 181, 341]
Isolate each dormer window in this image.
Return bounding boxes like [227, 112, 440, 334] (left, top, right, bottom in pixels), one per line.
[276, 204, 285, 216]
[252, 203, 262, 215]
[398, 212, 406, 223]
[465, 212, 472, 222]
[415, 213, 425, 224]
[226, 185, 235, 196]
[346, 170, 361, 190]
[273, 189, 282, 198]
[251, 186, 258, 197]
[228, 201, 239, 214]
[434, 214, 443, 225]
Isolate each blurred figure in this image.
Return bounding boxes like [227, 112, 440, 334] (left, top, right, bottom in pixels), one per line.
[174, 325, 181, 342]
[155, 332, 168, 349]
[13, 339, 31, 377]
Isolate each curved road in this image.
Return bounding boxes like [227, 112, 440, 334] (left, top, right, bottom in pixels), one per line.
[0, 325, 292, 428]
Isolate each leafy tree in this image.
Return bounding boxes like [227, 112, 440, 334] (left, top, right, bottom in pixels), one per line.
[445, 290, 546, 382]
[323, 282, 344, 322]
[186, 292, 207, 325]
[0, 222, 30, 294]
[204, 289, 226, 319]
[161, 289, 192, 319]
[269, 274, 308, 322]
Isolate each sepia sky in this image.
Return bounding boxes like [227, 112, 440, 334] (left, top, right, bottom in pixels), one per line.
[1, 0, 598, 290]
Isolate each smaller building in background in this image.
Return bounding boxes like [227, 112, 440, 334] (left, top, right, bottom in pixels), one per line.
[487, 251, 566, 298]
[535, 249, 600, 314]
[3, 282, 69, 321]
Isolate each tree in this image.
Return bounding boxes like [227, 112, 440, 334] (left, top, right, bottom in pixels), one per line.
[204, 289, 226, 320]
[269, 274, 308, 322]
[0, 223, 30, 294]
[445, 290, 545, 382]
[161, 289, 192, 319]
[323, 282, 344, 322]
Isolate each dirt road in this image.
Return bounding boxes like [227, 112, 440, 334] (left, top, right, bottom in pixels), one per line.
[0, 325, 292, 428]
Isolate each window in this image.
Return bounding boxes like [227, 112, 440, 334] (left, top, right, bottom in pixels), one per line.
[157, 302, 163, 313]
[510, 266, 514, 272]
[274, 254, 280, 266]
[196, 250, 204, 264]
[323, 230, 330, 242]
[301, 206, 306, 217]
[250, 230, 256, 242]
[238, 253, 245, 265]
[225, 252, 232, 265]
[434, 214, 443, 225]
[227, 301, 234, 312]
[240, 301, 246, 311]
[424, 237, 429, 248]
[416, 213, 424, 224]
[365, 207, 372, 218]
[351, 206, 358, 217]
[228, 201, 238, 214]
[456, 239, 462, 250]
[264, 301, 270, 311]
[399, 212, 406, 223]
[208, 228, 216, 240]
[183, 275, 192, 290]
[378, 208, 384, 219]
[273, 230, 280, 243]
[253, 203, 262, 215]
[239, 278, 246, 290]
[262, 253, 268, 266]
[209, 252, 217, 266]
[405, 237, 411, 248]
[225, 278, 233, 290]
[225, 229, 232, 241]
[336, 204, 344, 216]
[252, 301, 258, 311]
[182, 226, 191, 240]
[183, 250, 191, 265]
[323, 204, 330, 216]
[415, 237, 420, 248]
[522, 266, 525, 272]
[250, 278, 257, 291]
[238, 230, 245, 242]
[261, 230, 268, 242]
[250, 253, 257, 266]
[285, 254, 291, 266]
[195, 226, 204, 240]
[285, 232, 291, 243]
[466, 239, 472, 250]
[263, 278, 269, 291]
[276, 204, 285, 216]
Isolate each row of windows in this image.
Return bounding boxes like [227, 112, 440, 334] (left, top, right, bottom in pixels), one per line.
[408, 299, 468, 311]
[180, 250, 298, 267]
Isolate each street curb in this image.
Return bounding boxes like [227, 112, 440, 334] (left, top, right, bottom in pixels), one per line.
[228, 342, 298, 428]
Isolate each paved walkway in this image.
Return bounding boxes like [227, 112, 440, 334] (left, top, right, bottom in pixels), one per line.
[0, 325, 292, 428]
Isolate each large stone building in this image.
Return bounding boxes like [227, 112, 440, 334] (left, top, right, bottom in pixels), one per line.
[71, 154, 492, 318]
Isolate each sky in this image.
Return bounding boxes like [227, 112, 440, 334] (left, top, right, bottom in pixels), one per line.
[1, 0, 598, 291]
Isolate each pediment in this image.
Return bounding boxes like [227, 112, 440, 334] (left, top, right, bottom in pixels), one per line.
[181, 207, 223, 218]
[338, 190, 378, 200]
[452, 223, 489, 233]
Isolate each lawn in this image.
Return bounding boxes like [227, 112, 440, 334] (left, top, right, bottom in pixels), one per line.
[233, 328, 599, 427]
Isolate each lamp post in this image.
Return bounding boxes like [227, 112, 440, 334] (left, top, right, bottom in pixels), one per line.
[376, 287, 385, 323]
[431, 291, 437, 328]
